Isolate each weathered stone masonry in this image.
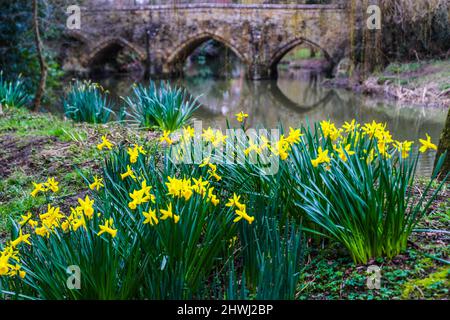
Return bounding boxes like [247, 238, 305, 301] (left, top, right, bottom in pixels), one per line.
[66, 3, 351, 80]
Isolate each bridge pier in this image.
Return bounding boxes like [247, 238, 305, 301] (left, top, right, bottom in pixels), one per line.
[247, 63, 277, 81]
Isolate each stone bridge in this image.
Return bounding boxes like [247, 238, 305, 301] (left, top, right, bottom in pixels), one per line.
[65, 3, 351, 79]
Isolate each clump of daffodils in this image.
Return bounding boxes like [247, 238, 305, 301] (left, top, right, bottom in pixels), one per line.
[30, 177, 59, 197]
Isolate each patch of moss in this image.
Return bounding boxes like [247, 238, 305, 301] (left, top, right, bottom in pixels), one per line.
[402, 267, 449, 299]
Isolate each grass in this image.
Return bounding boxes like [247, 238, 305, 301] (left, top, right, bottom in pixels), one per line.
[0, 107, 154, 234]
[282, 47, 323, 62]
[377, 59, 450, 94]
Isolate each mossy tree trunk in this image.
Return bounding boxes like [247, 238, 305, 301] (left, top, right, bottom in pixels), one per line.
[32, 0, 47, 111]
[435, 109, 450, 179]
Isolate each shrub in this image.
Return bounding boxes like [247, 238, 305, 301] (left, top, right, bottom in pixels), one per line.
[0, 71, 29, 108]
[122, 82, 199, 131]
[63, 80, 114, 124]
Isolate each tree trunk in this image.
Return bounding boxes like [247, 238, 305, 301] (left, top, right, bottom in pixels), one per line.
[32, 0, 47, 111]
[434, 108, 450, 179]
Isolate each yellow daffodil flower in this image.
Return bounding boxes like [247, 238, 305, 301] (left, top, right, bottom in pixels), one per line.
[10, 229, 31, 248]
[233, 207, 255, 224]
[183, 126, 195, 140]
[143, 209, 159, 226]
[45, 177, 59, 193]
[311, 147, 331, 168]
[285, 127, 303, 145]
[97, 218, 117, 238]
[30, 182, 46, 197]
[334, 144, 355, 162]
[394, 140, 414, 159]
[89, 176, 104, 191]
[78, 196, 94, 219]
[419, 134, 438, 153]
[235, 111, 249, 123]
[342, 119, 360, 133]
[160, 203, 180, 223]
[160, 130, 173, 145]
[121, 165, 137, 180]
[97, 135, 113, 150]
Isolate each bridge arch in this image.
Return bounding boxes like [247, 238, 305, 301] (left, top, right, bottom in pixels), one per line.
[163, 32, 249, 76]
[268, 37, 332, 74]
[84, 37, 146, 69]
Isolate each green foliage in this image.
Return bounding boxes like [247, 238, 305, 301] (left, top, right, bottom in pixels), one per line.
[289, 125, 448, 264]
[386, 62, 422, 74]
[0, 72, 30, 108]
[0, 142, 305, 299]
[63, 80, 114, 124]
[122, 82, 199, 131]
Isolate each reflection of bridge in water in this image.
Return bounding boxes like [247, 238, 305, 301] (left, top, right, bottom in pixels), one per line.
[183, 71, 343, 124]
[64, 3, 350, 80]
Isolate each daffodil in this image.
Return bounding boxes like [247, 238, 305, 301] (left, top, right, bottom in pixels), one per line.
[334, 144, 355, 162]
[160, 130, 173, 145]
[394, 140, 414, 159]
[207, 187, 220, 206]
[35, 225, 50, 238]
[160, 203, 180, 223]
[199, 156, 211, 168]
[39, 205, 64, 230]
[45, 178, 59, 193]
[285, 127, 303, 145]
[419, 134, 437, 153]
[143, 209, 158, 226]
[233, 206, 255, 224]
[78, 196, 94, 219]
[97, 135, 113, 150]
[244, 139, 260, 156]
[127, 145, 140, 163]
[128, 180, 155, 209]
[320, 120, 341, 141]
[192, 177, 209, 196]
[202, 127, 215, 143]
[166, 176, 193, 201]
[235, 111, 249, 123]
[226, 193, 245, 211]
[8, 264, 26, 279]
[182, 126, 195, 140]
[212, 130, 228, 147]
[30, 182, 46, 197]
[311, 147, 331, 168]
[270, 136, 290, 160]
[97, 218, 117, 238]
[18, 212, 31, 226]
[342, 119, 360, 133]
[89, 176, 104, 191]
[10, 229, 31, 248]
[121, 165, 137, 180]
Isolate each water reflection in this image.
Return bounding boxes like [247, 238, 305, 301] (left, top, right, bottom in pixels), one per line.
[83, 69, 446, 176]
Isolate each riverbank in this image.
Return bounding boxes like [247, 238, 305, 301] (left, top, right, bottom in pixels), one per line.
[0, 107, 448, 299]
[326, 58, 450, 109]
[0, 108, 157, 234]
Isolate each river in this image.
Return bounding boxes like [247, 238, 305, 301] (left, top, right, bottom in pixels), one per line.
[72, 66, 447, 177]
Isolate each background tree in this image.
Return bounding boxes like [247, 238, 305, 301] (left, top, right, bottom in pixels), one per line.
[32, 0, 47, 111]
[435, 109, 450, 179]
